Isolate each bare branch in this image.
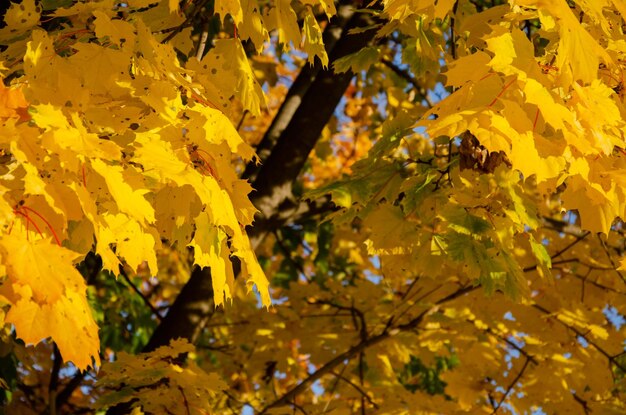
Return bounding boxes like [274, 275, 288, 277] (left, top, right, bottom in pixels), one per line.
[572, 392, 591, 414]
[48, 344, 62, 415]
[533, 303, 626, 373]
[273, 229, 311, 281]
[380, 58, 433, 107]
[490, 356, 531, 414]
[259, 285, 477, 413]
[467, 318, 538, 366]
[597, 234, 626, 286]
[55, 372, 87, 411]
[330, 370, 379, 409]
[162, 0, 210, 43]
[119, 266, 163, 321]
[551, 230, 590, 260]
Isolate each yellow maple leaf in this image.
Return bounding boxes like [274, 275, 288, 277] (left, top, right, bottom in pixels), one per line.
[486, 29, 540, 80]
[514, 0, 612, 85]
[1, 0, 40, 33]
[233, 233, 271, 307]
[444, 51, 491, 88]
[0, 81, 28, 120]
[364, 204, 419, 255]
[561, 175, 619, 234]
[90, 158, 156, 227]
[0, 233, 100, 370]
[264, 0, 301, 49]
[93, 10, 136, 50]
[188, 212, 233, 307]
[383, 0, 432, 23]
[187, 106, 256, 161]
[72, 183, 120, 272]
[215, 0, 243, 26]
[238, 0, 268, 53]
[32, 105, 122, 162]
[190, 39, 266, 116]
[570, 80, 624, 155]
[134, 130, 188, 181]
[102, 213, 159, 275]
[52, 0, 115, 22]
[96, 339, 225, 413]
[302, 9, 328, 67]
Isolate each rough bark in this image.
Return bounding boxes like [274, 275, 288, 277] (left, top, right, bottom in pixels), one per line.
[241, 0, 357, 182]
[249, 8, 380, 236]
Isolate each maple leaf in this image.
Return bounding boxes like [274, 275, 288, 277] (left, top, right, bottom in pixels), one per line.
[96, 339, 226, 414]
[0, 82, 28, 120]
[265, 0, 301, 49]
[0, 233, 99, 370]
[90, 158, 156, 227]
[302, 9, 328, 67]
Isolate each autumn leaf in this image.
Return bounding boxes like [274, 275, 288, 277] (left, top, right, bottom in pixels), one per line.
[0, 233, 99, 370]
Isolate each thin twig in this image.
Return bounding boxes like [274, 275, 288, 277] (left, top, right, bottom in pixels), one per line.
[204, 320, 250, 328]
[359, 352, 365, 415]
[162, 0, 210, 43]
[259, 285, 477, 414]
[119, 266, 163, 320]
[551, 231, 590, 260]
[450, 0, 459, 61]
[274, 230, 311, 281]
[49, 344, 62, 415]
[237, 110, 249, 131]
[388, 283, 443, 328]
[524, 257, 617, 273]
[196, 22, 210, 60]
[568, 271, 626, 296]
[301, 312, 354, 318]
[468, 319, 538, 365]
[597, 234, 626, 286]
[322, 363, 348, 413]
[291, 400, 309, 414]
[380, 58, 434, 107]
[490, 356, 531, 414]
[572, 392, 591, 414]
[533, 303, 626, 373]
[313, 300, 367, 340]
[178, 386, 191, 415]
[330, 370, 379, 409]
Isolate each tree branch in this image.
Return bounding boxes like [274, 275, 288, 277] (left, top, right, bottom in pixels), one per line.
[380, 58, 433, 107]
[54, 371, 87, 412]
[48, 344, 62, 415]
[532, 303, 626, 373]
[162, 0, 210, 43]
[597, 234, 626, 286]
[249, 9, 381, 232]
[242, 0, 360, 182]
[467, 318, 538, 366]
[119, 266, 163, 321]
[490, 356, 531, 414]
[259, 284, 476, 413]
[330, 370, 379, 409]
[551, 230, 590, 260]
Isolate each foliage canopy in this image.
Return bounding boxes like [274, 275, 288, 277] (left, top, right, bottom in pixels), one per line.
[1, 0, 626, 414]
